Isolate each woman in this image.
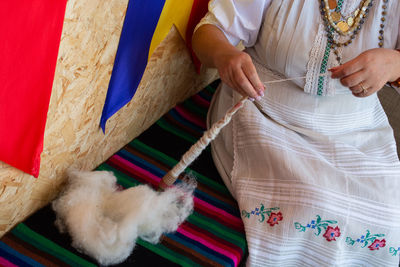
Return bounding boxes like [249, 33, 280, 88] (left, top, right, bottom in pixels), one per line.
[192, 0, 400, 265]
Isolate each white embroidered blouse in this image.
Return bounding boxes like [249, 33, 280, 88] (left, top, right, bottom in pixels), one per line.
[196, 0, 400, 96]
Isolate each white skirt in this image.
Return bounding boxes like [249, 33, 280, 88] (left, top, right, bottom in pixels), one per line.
[208, 61, 400, 266]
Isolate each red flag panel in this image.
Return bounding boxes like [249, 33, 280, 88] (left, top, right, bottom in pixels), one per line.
[186, 0, 210, 73]
[0, 1, 67, 177]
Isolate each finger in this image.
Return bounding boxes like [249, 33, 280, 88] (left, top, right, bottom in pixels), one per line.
[232, 66, 260, 99]
[353, 90, 370, 98]
[352, 81, 376, 98]
[225, 67, 253, 99]
[241, 61, 264, 96]
[340, 70, 368, 88]
[330, 57, 365, 79]
[349, 73, 377, 94]
[219, 70, 236, 91]
[350, 83, 368, 94]
[352, 85, 369, 97]
[355, 77, 384, 95]
[349, 84, 364, 94]
[223, 75, 252, 100]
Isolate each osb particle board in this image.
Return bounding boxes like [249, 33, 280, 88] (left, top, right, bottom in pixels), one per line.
[0, 0, 218, 237]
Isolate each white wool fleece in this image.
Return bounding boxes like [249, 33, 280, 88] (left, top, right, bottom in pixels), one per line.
[52, 170, 194, 266]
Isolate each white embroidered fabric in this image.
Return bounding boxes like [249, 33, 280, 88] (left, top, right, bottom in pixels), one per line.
[195, 0, 400, 96]
[200, 0, 400, 266]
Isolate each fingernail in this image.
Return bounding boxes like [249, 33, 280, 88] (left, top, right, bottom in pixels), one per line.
[248, 97, 255, 102]
[256, 95, 262, 101]
[258, 90, 264, 97]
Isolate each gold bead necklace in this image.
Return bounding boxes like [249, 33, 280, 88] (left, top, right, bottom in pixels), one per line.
[320, 0, 389, 64]
[322, 0, 372, 35]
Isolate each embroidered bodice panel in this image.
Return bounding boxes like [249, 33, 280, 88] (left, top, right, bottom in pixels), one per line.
[198, 0, 400, 95]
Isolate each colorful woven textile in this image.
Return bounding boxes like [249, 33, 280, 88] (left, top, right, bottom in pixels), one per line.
[0, 81, 248, 267]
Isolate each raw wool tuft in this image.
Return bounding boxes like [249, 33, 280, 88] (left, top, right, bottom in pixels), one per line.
[52, 170, 194, 266]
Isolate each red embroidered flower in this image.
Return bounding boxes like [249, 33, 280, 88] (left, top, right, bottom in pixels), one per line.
[368, 239, 386, 251]
[267, 212, 283, 226]
[323, 226, 341, 241]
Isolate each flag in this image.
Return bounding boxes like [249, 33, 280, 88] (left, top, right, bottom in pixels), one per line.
[0, 1, 67, 177]
[186, 0, 210, 73]
[100, 0, 210, 132]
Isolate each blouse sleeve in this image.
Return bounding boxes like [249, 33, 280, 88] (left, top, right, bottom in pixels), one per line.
[194, 0, 272, 47]
[397, 18, 400, 49]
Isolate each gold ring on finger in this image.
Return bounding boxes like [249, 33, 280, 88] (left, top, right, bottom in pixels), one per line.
[360, 82, 368, 95]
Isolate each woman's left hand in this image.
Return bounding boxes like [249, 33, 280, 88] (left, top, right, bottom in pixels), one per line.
[330, 48, 400, 97]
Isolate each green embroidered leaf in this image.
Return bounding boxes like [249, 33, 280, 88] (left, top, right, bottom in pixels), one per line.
[389, 247, 398, 256]
[318, 223, 328, 230]
[346, 237, 355, 246]
[294, 222, 306, 232]
[241, 210, 250, 219]
[365, 230, 371, 239]
[370, 234, 385, 238]
[321, 220, 337, 225]
[316, 215, 321, 224]
[315, 226, 322, 236]
[259, 213, 265, 223]
[260, 203, 265, 212]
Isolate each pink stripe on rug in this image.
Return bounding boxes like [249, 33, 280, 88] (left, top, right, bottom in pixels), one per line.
[0, 257, 18, 267]
[191, 94, 210, 109]
[110, 155, 161, 185]
[194, 197, 243, 226]
[175, 105, 206, 129]
[177, 227, 239, 266]
[180, 222, 242, 260]
[110, 155, 243, 228]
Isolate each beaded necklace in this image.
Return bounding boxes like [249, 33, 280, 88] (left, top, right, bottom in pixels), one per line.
[319, 0, 389, 64]
[323, 0, 372, 35]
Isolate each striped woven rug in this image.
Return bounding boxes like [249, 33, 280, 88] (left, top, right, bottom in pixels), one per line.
[0, 81, 248, 267]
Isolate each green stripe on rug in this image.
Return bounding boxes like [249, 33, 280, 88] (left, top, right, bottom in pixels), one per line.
[98, 163, 245, 251]
[96, 164, 140, 188]
[182, 99, 208, 118]
[137, 239, 199, 267]
[11, 224, 96, 267]
[205, 85, 216, 94]
[130, 139, 230, 195]
[187, 212, 247, 251]
[156, 118, 198, 144]
[97, 165, 237, 266]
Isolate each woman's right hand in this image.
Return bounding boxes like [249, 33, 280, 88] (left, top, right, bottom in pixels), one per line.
[192, 24, 265, 100]
[214, 49, 265, 101]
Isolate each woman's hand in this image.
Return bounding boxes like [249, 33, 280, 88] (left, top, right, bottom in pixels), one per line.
[192, 24, 264, 100]
[330, 48, 400, 97]
[214, 49, 265, 101]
